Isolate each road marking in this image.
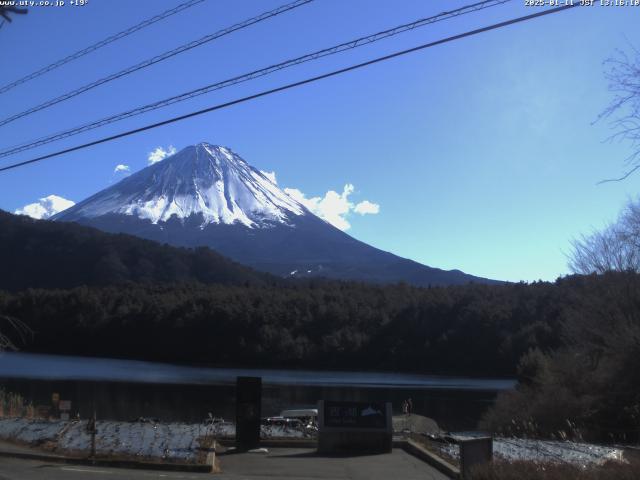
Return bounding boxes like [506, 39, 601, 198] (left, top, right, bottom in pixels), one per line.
[61, 467, 113, 474]
[60, 468, 201, 478]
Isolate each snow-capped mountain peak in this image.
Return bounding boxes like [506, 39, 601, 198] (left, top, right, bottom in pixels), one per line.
[54, 143, 306, 228]
[50, 142, 497, 287]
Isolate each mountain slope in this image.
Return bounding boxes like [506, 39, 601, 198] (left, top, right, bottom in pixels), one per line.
[0, 210, 269, 292]
[54, 143, 496, 286]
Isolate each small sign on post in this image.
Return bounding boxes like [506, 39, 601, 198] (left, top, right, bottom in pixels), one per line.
[460, 436, 493, 479]
[59, 400, 71, 421]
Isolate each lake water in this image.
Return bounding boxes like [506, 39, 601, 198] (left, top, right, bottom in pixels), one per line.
[0, 352, 515, 430]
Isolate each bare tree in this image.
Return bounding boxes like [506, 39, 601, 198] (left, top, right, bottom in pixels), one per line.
[569, 198, 640, 274]
[0, 314, 31, 352]
[598, 47, 640, 182]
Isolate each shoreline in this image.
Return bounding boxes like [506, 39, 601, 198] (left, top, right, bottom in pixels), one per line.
[0, 352, 517, 390]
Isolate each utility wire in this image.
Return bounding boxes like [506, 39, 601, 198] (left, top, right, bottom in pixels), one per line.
[0, 0, 314, 127]
[0, 3, 578, 174]
[0, 0, 511, 159]
[0, 0, 207, 95]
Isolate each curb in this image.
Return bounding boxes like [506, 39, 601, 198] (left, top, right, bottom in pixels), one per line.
[218, 438, 318, 449]
[260, 438, 317, 448]
[0, 445, 216, 473]
[394, 438, 460, 479]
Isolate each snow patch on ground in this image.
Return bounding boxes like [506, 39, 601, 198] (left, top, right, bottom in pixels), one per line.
[0, 418, 227, 462]
[0, 417, 308, 462]
[437, 435, 624, 467]
[0, 417, 65, 445]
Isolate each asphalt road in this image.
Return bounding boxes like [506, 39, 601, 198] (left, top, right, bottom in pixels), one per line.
[0, 457, 205, 480]
[0, 448, 451, 480]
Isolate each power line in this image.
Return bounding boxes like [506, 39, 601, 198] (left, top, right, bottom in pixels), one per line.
[0, 0, 512, 159]
[0, 3, 578, 174]
[0, 0, 207, 95]
[0, 0, 313, 128]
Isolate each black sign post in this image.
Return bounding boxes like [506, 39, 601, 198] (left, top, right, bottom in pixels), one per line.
[86, 411, 97, 460]
[235, 376, 261, 451]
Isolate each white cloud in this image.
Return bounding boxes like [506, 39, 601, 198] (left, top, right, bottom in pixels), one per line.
[354, 200, 380, 215]
[260, 170, 277, 185]
[148, 145, 176, 165]
[114, 164, 130, 173]
[15, 195, 75, 220]
[284, 183, 379, 231]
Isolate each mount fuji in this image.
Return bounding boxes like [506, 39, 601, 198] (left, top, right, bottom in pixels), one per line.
[53, 143, 494, 286]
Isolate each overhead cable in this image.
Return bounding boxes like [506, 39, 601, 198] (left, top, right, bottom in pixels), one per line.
[0, 0, 314, 126]
[0, 0, 207, 95]
[0, 4, 579, 173]
[0, 0, 511, 158]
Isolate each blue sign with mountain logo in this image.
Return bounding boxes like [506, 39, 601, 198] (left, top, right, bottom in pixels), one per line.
[323, 401, 387, 429]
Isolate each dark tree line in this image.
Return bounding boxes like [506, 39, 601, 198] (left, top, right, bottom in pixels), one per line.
[0, 276, 608, 377]
[3, 268, 638, 440]
[0, 210, 270, 291]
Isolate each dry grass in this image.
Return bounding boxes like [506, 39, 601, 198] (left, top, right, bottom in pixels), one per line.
[469, 458, 640, 480]
[0, 388, 28, 417]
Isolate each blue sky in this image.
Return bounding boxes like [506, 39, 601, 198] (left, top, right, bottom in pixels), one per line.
[1, 0, 639, 282]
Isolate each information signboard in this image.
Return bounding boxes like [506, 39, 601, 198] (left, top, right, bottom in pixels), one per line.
[318, 400, 392, 454]
[323, 401, 387, 429]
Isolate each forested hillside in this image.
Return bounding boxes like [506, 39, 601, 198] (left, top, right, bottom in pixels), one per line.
[2, 209, 639, 440]
[0, 210, 270, 291]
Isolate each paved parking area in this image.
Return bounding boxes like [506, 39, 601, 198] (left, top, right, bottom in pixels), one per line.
[0, 456, 200, 480]
[0, 447, 451, 479]
[218, 447, 451, 479]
